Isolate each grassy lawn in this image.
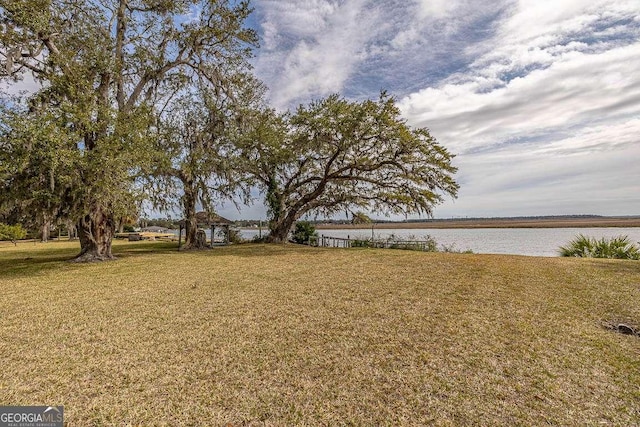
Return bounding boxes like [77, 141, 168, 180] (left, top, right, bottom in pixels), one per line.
[1, 240, 639, 425]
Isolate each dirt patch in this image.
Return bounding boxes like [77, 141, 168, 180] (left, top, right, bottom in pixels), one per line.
[602, 320, 639, 336]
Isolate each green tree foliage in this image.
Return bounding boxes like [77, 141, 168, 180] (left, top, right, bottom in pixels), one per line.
[0, 0, 257, 260]
[559, 235, 640, 259]
[0, 107, 78, 241]
[351, 211, 373, 225]
[0, 222, 27, 245]
[291, 221, 317, 244]
[138, 218, 179, 230]
[147, 76, 263, 250]
[241, 94, 459, 243]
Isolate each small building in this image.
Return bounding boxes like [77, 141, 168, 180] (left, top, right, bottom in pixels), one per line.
[177, 211, 233, 248]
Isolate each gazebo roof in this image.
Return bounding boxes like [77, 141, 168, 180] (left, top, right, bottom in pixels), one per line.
[195, 211, 232, 225]
[176, 211, 234, 247]
[179, 211, 232, 226]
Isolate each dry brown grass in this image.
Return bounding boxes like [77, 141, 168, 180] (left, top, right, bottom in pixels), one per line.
[1, 240, 639, 425]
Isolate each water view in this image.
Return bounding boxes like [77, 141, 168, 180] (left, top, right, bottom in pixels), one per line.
[238, 227, 640, 257]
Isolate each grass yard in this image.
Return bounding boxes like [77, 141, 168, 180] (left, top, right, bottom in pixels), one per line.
[1, 240, 639, 425]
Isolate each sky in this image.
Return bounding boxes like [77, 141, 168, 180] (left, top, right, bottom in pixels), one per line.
[3, 0, 639, 221]
[228, 0, 640, 220]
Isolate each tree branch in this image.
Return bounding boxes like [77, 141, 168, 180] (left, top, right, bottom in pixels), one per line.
[115, 0, 127, 110]
[125, 52, 187, 110]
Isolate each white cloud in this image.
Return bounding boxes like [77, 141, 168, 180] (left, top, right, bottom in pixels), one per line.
[501, 0, 638, 41]
[401, 42, 640, 153]
[254, 0, 377, 108]
[253, 0, 504, 108]
[398, 0, 640, 216]
[390, 27, 420, 50]
[415, 0, 460, 19]
[436, 139, 640, 217]
[246, 0, 640, 218]
[260, 0, 339, 39]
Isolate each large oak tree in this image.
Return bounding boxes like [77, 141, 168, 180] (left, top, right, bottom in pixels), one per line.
[148, 74, 261, 249]
[0, 0, 256, 260]
[0, 105, 80, 241]
[241, 94, 460, 243]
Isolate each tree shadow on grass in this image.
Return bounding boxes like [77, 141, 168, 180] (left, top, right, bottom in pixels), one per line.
[124, 241, 322, 260]
[0, 249, 79, 280]
[0, 241, 180, 279]
[587, 259, 640, 275]
[202, 242, 325, 258]
[112, 241, 178, 257]
[0, 241, 322, 279]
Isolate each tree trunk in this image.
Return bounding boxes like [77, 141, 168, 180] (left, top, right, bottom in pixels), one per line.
[41, 212, 51, 242]
[180, 182, 208, 250]
[265, 185, 295, 243]
[73, 205, 116, 262]
[267, 213, 296, 244]
[117, 217, 125, 234]
[195, 229, 208, 247]
[66, 219, 77, 240]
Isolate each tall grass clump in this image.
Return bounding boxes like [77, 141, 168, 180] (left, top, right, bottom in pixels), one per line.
[559, 234, 640, 259]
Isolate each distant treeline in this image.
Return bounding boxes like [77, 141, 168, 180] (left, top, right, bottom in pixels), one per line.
[402, 215, 610, 223]
[137, 214, 640, 230]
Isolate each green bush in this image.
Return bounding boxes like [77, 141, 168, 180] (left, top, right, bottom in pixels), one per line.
[351, 239, 372, 248]
[559, 235, 640, 259]
[0, 223, 27, 245]
[226, 228, 244, 244]
[385, 233, 438, 252]
[251, 233, 270, 243]
[439, 243, 474, 254]
[348, 234, 473, 253]
[292, 221, 318, 245]
[216, 227, 244, 244]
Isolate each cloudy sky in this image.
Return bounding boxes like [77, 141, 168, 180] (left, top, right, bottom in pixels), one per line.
[231, 0, 640, 219]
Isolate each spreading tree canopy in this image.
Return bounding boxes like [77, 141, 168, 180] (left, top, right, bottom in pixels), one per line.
[0, 0, 257, 260]
[147, 74, 263, 249]
[241, 94, 459, 243]
[0, 106, 77, 240]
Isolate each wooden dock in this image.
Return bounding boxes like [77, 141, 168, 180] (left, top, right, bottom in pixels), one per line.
[317, 235, 436, 251]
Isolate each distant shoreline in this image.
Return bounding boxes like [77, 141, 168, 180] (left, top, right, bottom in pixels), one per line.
[315, 217, 640, 230]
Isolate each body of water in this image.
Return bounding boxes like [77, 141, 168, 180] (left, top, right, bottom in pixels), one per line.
[184, 227, 640, 257]
[307, 228, 640, 257]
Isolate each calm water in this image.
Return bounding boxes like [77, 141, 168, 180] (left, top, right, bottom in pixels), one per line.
[238, 227, 640, 257]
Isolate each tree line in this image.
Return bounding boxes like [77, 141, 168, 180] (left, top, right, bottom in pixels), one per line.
[0, 0, 458, 261]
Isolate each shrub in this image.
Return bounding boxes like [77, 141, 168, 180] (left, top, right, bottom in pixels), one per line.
[385, 233, 438, 252]
[559, 235, 640, 259]
[217, 227, 244, 244]
[226, 228, 244, 244]
[351, 239, 372, 248]
[348, 234, 473, 253]
[252, 233, 270, 243]
[0, 223, 27, 245]
[439, 243, 474, 254]
[292, 221, 318, 245]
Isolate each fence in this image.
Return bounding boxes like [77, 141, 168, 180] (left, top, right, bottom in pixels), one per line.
[315, 235, 437, 251]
